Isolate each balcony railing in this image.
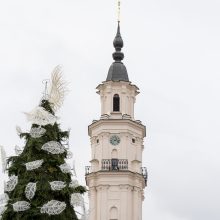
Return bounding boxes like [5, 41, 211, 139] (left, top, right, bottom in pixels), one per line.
[85, 162, 148, 186]
[102, 159, 128, 171]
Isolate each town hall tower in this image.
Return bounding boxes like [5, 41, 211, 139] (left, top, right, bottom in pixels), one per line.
[85, 22, 147, 220]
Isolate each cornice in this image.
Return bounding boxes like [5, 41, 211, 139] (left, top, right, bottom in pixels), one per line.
[85, 170, 146, 189]
[88, 119, 146, 137]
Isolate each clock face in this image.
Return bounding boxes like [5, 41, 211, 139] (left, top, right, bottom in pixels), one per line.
[110, 135, 120, 146]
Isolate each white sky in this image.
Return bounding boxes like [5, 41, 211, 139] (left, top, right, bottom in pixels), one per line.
[0, 0, 220, 219]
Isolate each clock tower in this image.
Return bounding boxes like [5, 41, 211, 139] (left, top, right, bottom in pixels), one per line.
[85, 22, 147, 220]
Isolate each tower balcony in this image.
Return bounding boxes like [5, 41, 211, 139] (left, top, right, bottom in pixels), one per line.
[102, 159, 128, 171]
[85, 160, 148, 185]
[85, 159, 128, 175]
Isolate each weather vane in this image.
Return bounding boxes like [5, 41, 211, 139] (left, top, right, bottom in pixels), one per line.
[117, 0, 121, 22]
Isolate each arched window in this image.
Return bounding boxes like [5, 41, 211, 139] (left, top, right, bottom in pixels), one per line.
[111, 149, 118, 159]
[110, 206, 118, 220]
[113, 94, 120, 112]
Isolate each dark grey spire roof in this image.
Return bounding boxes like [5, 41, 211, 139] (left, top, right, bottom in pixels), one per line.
[106, 22, 129, 82]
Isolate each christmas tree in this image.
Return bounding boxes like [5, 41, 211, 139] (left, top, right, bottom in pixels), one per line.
[0, 66, 86, 220]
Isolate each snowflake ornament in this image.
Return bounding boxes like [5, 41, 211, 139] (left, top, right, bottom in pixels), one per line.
[30, 127, 46, 138]
[42, 141, 65, 154]
[49, 181, 66, 191]
[40, 200, 66, 215]
[24, 106, 58, 126]
[5, 175, 18, 192]
[59, 163, 71, 173]
[70, 193, 84, 207]
[25, 182, 37, 200]
[12, 201, 30, 212]
[25, 159, 44, 171]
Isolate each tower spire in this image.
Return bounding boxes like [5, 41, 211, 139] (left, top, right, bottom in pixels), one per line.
[113, 22, 124, 62]
[113, 0, 124, 62]
[106, 0, 129, 82]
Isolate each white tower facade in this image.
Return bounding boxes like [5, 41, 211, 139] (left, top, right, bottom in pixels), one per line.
[85, 23, 147, 220]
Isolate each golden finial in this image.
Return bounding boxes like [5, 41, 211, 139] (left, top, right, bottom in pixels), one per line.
[117, 0, 121, 22]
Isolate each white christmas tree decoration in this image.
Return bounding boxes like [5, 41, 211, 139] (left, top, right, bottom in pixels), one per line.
[81, 204, 89, 220]
[16, 126, 22, 135]
[40, 200, 66, 215]
[0, 146, 6, 173]
[81, 213, 89, 220]
[69, 180, 79, 188]
[42, 141, 65, 154]
[59, 163, 71, 173]
[24, 106, 58, 126]
[49, 181, 66, 191]
[0, 206, 7, 217]
[12, 201, 30, 212]
[5, 175, 18, 192]
[66, 150, 73, 159]
[14, 145, 23, 156]
[25, 159, 44, 171]
[0, 194, 9, 205]
[30, 127, 46, 138]
[72, 160, 77, 177]
[48, 66, 68, 112]
[25, 182, 37, 200]
[70, 193, 84, 207]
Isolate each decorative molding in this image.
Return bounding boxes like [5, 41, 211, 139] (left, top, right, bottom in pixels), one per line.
[133, 186, 141, 193]
[96, 185, 110, 192]
[119, 184, 133, 191]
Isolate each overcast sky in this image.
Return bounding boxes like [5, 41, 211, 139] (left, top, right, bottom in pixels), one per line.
[0, 0, 220, 219]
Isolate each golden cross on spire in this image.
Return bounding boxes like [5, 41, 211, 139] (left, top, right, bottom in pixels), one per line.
[117, 0, 121, 22]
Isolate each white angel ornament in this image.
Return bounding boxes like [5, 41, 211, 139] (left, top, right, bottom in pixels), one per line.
[48, 65, 68, 112]
[23, 65, 67, 125]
